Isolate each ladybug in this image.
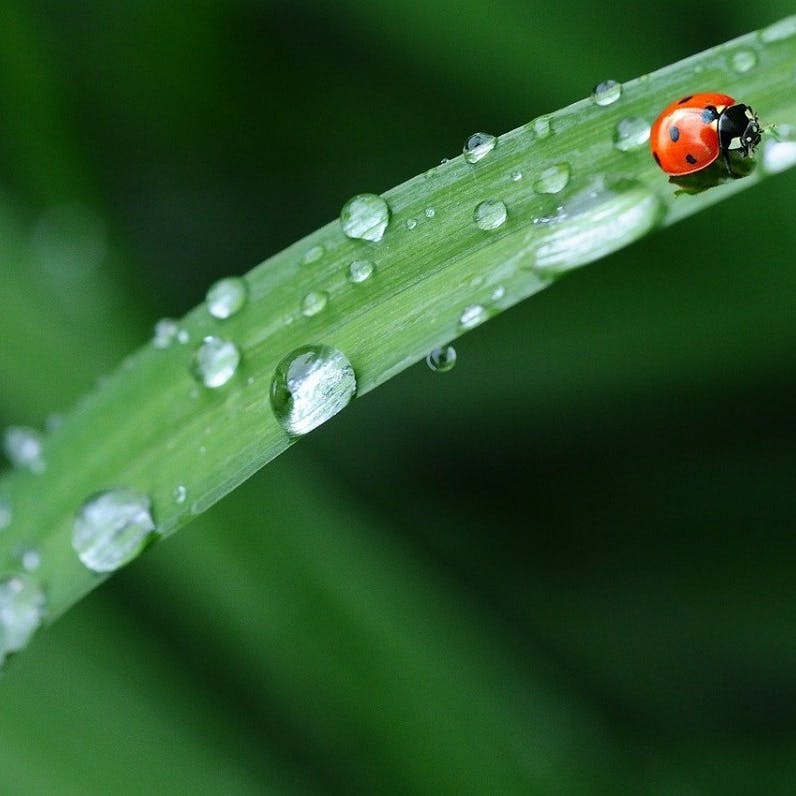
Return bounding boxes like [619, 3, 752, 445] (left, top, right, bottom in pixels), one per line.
[650, 93, 762, 176]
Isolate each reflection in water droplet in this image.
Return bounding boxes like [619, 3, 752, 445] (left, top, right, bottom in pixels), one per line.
[301, 290, 329, 317]
[0, 573, 46, 666]
[340, 194, 390, 242]
[731, 50, 758, 73]
[426, 345, 457, 373]
[2, 427, 46, 474]
[270, 344, 357, 436]
[301, 245, 325, 265]
[348, 260, 374, 284]
[459, 305, 487, 330]
[533, 163, 571, 194]
[72, 489, 157, 573]
[473, 200, 508, 231]
[191, 336, 241, 388]
[206, 276, 248, 319]
[613, 118, 651, 152]
[463, 132, 497, 164]
[592, 80, 622, 106]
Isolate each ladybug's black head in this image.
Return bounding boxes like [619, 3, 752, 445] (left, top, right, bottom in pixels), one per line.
[718, 103, 762, 157]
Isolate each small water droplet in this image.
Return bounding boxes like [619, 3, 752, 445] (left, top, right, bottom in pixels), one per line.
[301, 290, 329, 317]
[0, 573, 46, 665]
[511, 170, 523, 182]
[405, 218, 418, 230]
[761, 125, 796, 174]
[760, 16, 796, 43]
[172, 485, 188, 505]
[592, 80, 622, 106]
[459, 305, 487, 330]
[731, 49, 758, 73]
[206, 276, 248, 319]
[301, 244, 325, 265]
[533, 163, 571, 194]
[348, 260, 375, 284]
[426, 345, 457, 373]
[340, 194, 390, 242]
[463, 132, 496, 164]
[0, 496, 11, 530]
[177, 328, 190, 344]
[21, 549, 41, 572]
[424, 207, 436, 218]
[270, 344, 357, 436]
[613, 117, 651, 152]
[152, 318, 181, 349]
[191, 336, 241, 388]
[533, 117, 551, 138]
[72, 489, 157, 573]
[491, 285, 506, 301]
[2, 426, 46, 474]
[473, 200, 508, 231]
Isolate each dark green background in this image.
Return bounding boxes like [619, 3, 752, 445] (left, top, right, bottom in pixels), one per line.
[1, 2, 795, 793]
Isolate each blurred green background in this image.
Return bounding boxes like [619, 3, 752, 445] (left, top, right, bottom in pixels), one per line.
[2, 1, 796, 794]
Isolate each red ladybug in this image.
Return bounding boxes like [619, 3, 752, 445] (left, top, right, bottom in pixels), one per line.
[650, 93, 762, 176]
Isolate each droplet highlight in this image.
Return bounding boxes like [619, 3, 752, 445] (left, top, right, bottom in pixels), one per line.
[72, 488, 157, 573]
[270, 344, 357, 436]
[340, 194, 390, 242]
[152, 318, 183, 349]
[0, 573, 45, 665]
[459, 305, 488, 330]
[191, 336, 241, 388]
[533, 163, 571, 194]
[348, 260, 374, 284]
[613, 117, 651, 152]
[426, 345, 457, 373]
[301, 290, 329, 317]
[206, 276, 247, 320]
[463, 132, 497, 164]
[172, 485, 188, 505]
[592, 80, 622, 106]
[473, 200, 508, 231]
[2, 426, 46, 474]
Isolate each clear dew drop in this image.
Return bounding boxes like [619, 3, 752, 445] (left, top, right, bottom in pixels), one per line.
[301, 244, 325, 265]
[511, 170, 523, 182]
[340, 194, 390, 242]
[592, 80, 622, 106]
[473, 200, 508, 231]
[153, 318, 179, 348]
[463, 132, 497, 164]
[533, 117, 551, 138]
[424, 207, 436, 218]
[491, 285, 506, 301]
[533, 163, 571, 194]
[613, 117, 651, 152]
[191, 336, 241, 388]
[0, 573, 46, 666]
[761, 125, 796, 174]
[72, 488, 157, 573]
[405, 218, 418, 230]
[459, 304, 488, 330]
[301, 290, 329, 317]
[269, 344, 357, 436]
[731, 50, 758, 73]
[21, 549, 41, 572]
[760, 16, 796, 43]
[172, 485, 188, 505]
[0, 496, 11, 530]
[2, 426, 46, 474]
[426, 344, 457, 373]
[206, 276, 248, 320]
[348, 259, 374, 284]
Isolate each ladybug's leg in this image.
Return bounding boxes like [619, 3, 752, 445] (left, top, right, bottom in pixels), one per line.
[721, 148, 735, 177]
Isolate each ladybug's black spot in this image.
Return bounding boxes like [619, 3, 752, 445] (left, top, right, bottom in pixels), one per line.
[669, 126, 680, 142]
[701, 106, 719, 123]
[685, 153, 697, 165]
[678, 95, 693, 104]
[653, 151, 661, 167]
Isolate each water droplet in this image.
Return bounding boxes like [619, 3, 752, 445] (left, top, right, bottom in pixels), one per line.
[340, 194, 390, 242]
[592, 80, 622, 106]
[533, 163, 571, 194]
[2, 426, 46, 474]
[72, 489, 157, 573]
[761, 125, 796, 174]
[191, 336, 241, 388]
[473, 200, 508, 231]
[153, 319, 186, 349]
[270, 344, 357, 436]
[463, 132, 497, 164]
[424, 207, 436, 218]
[348, 259, 374, 284]
[760, 16, 796, 43]
[206, 276, 247, 319]
[0, 573, 45, 665]
[459, 305, 487, 330]
[491, 285, 506, 301]
[426, 345, 457, 373]
[532, 179, 664, 275]
[511, 170, 523, 182]
[731, 49, 758, 73]
[301, 244, 325, 265]
[21, 549, 41, 572]
[405, 218, 418, 230]
[172, 485, 188, 505]
[533, 117, 551, 138]
[613, 117, 651, 152]
[0, 496, 11, 530]
[301, 290, 329, 317]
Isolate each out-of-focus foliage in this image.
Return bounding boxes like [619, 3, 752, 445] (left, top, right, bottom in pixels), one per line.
[1, 1, 795, 793]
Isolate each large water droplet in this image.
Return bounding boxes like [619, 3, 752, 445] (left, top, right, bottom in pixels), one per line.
[613, 117, 650, 152]
[348, 260, 375, 284]
[463, 132, 497, 164]
[761, 125, 796, 174]
[270, 344, 357, 436]
[301, 290, 329, 317]
[760, 16, 796, 43]
[426, 345, 457, 373]
[731, 49, 758, 73]
[206, 276, 248, 319]
[191, 336, 241, 388]
[72, 488, 157, 573]
[459, 305, 488, 330]
[340, 194, 390, 242]
[592, 80, 622, 106]
[533, 163, 571, 194]
[2, 426, 46, 474]
[0, 573, 45, 665]
[473, 200, 508, 231]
